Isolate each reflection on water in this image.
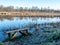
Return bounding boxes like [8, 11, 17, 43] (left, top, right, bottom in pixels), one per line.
[0, 17, 60, 41]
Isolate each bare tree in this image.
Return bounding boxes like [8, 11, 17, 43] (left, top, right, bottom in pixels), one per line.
[4, 6, 14, 12]
[0, 5, 4, 11]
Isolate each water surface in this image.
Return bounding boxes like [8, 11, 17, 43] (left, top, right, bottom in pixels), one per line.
[0, 17, 60, 41]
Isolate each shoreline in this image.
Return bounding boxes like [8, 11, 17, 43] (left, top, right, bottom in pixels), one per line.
[0, 11, 60, 17]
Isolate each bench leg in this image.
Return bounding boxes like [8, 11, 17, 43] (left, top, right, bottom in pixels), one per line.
[19, 30, 28, 35]
[7, 33, 11, 40]
[11, 31, 18, 39]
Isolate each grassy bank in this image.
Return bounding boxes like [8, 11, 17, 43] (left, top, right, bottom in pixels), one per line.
[1, 22, 60, 45]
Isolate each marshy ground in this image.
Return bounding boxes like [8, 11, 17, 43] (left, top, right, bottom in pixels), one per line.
[1, 23, 60, 45]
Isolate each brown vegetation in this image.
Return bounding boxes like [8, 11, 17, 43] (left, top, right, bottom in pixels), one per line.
[0, 5, 60, 17]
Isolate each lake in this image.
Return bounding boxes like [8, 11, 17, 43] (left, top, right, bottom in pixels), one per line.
[0, 17, 60, 41]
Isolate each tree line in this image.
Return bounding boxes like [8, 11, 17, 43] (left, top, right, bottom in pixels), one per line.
[0, 5, 59, 12]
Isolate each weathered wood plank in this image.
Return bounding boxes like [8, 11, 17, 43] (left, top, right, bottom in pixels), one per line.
[5, 28, 29, 33]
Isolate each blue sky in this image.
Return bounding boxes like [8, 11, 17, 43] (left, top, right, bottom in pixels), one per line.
[0, 0, 60, 9]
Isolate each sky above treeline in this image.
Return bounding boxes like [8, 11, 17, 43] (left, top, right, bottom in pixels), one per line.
[0, 0, 60, 10]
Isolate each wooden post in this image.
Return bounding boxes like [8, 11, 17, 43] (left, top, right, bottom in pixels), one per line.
[35, 25, 40, 31]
